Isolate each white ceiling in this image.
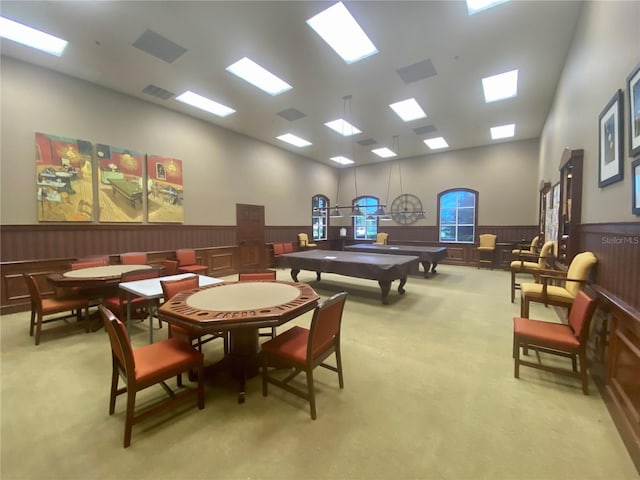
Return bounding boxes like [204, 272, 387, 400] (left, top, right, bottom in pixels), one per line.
[0, 1, 583, 167]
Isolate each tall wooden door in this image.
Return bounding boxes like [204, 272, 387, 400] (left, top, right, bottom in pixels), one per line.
[236, 203, 265, 271]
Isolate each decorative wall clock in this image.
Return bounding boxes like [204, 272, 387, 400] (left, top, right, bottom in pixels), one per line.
[390, 193, 423, 224]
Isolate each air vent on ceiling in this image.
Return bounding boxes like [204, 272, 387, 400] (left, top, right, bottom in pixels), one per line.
[413, 125, 437, 135]
[132, 29, 187, 63]
[396, 59, 437, 84]
[277, 108, 306, 121]
[357, 138, 377, 146]
[142, 84, 175, 100]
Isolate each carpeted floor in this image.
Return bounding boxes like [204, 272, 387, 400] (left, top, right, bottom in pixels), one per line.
[1, 265, 638, 480]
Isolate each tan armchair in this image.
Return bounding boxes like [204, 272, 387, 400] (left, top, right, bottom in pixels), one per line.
[477, 234, 497, 269]
[509, 241, 553, 303]
[520, 251, 597, 318]
[373, 232, 389, 245]
[511, 236, 540, 258]
[298, 233, 317, 249]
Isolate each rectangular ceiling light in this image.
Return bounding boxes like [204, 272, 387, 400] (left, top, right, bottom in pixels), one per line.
[490, 123, 515, 140]
[330, 155, 354, 165]
[325, 119, 361, 136]
[306, 2, 378, 64]
[466, 0, 509, 15]
[175, 91, 235, 117]
[277, 133, 311, 147]
[424, 137, 449, 150]
[372, 147, 396, 158]
[482, 69, 518, 103]
[0, 16, 68, 56]
[389, 98, 427, 122]
[226, 57, 292, 96]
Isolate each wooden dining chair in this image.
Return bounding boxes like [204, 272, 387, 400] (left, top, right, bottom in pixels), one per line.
[161, 276, 228, 354]
[99, 306, 205, 448]
[175, 249, 208, 275]
[238, 270, 277, 339]
[120, 252, 147, 265]
[513, 290, 598, 394]
[23, 273, 90, 346]
[261, 291, 348, 420]
[163, 259, 179, 276]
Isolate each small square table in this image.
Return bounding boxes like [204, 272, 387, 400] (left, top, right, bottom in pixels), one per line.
[119, 273, 223, 343]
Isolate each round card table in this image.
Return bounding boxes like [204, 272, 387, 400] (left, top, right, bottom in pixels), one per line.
[48, 264, 152, 288]
[158, 280, 320, 403]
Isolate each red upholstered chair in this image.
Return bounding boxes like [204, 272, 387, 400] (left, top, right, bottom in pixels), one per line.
[163, 259, 179, 276]
[102, 268, 162, 330]
[238, 270, 277, 339]
[513, 290, 598, 394]
[99, 306, 204, 448]
[120, 252, 147, 265]
[261, 291, 348, 420]
[23, 273, 90, 346]
[175, 249, 208, 275]
[273, 243, 285, 258]
[71, 258, 108, 270]
[283, 242, 294, 254]
[161, 276, 228, 353]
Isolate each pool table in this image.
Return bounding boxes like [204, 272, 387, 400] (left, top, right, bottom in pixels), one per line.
[109, 179, 143, 208]
[344, 244, 448, 277]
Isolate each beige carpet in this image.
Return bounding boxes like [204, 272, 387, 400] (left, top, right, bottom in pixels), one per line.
[1, 265, 638, 480]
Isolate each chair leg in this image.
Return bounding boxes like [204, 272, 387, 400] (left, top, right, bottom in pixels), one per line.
[34, 312, 43, 346]
[124, 389, 136, 448]
[109, 359, 119, 415]
[520, 295, 530, 318]
[306, 368, 317, 420]
[514, 337, 520, 379]
[579, 352, 589, 395]
[29, 309, 36, 337]
[335, 349, 344, 389]
[510, 271, 516, 303]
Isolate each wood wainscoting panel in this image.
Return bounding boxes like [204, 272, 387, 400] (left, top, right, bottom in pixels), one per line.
[207, 248, 235, 277]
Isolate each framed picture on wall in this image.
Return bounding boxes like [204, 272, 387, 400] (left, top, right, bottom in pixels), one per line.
[627, 63, 640, 157]
[598, 89, 624, 187]
[632, 157, 640, 215]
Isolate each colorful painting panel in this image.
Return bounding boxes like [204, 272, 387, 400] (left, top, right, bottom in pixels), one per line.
[35, 132, 94, 222]
[146, 155, 184, 223]
[97, 144, 144, 222]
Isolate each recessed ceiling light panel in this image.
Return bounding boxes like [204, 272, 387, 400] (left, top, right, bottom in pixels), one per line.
[175, 91, 235, 117]
[466, 0, 509, 15]
[482, 69, 518, 103]
[424, 137, 449, 150]
[226, 57, 292, 96]
[325, 119, 362, 136]
[490, 123, 515, 139]
[330, 155, 354, 165]
[372, 148, 396, 158]
[0, 16, 68, 56]
[306, 2, 378, 64]
[389, 98, 427, 122]
[277, 133, 311, 147]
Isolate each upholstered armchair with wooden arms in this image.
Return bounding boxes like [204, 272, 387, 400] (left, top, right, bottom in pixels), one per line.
[511, 236, 540, 258]
[520, 251, 597, 318]
[509, 240, 554, 303]
[120, 252, 148, 265]
[373, 232, 389, 245]
[175, 249, 208, 275]
[297, 233, 317, 249]
[477, 234, 497, 269]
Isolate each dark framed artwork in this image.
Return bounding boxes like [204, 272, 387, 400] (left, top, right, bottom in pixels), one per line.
[598, 89, 624, 187]
[627, 63, 640, 157]
[632, 157, 640, 215]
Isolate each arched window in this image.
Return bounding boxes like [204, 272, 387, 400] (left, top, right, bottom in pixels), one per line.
[352, 195, 379, 240]
[312, 194, 329, 241]
[438, 188, 477, 243]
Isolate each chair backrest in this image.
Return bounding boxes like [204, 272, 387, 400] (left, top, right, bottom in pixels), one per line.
[530, 236, 540, 251]
[71, 258, 108, 270]
[565, 251, 597, 297]
[479, 234, 497, 248]
[308, 292, 348, 360]
[273, 243, 285, 256]
[238, 270, 276, 281]
[121, 268, 160, 283]
[537, 241, 554, 268]
[163, 259, 179, 275]
[374, 233, 389, 245]
[176, 249, 197, 266]
[160, 276, 199, 302]
[23, 273, 42, 310]
[99, 305, 135, 380]
[283, 243, 294, 253]
[567, 290, 598, 343]
[298, 233, 309, 247]
[120, 252, 147, 265]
